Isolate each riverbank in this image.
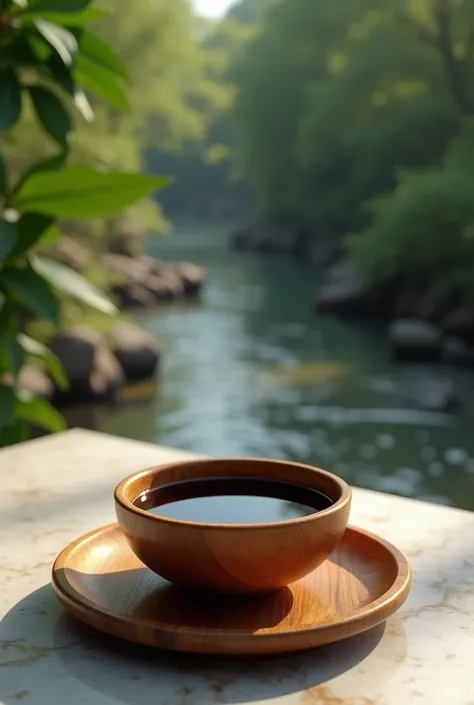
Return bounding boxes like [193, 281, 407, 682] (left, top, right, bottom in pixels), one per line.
[314, 259, 474, 370]
[23, 233, 207, 410]
[231, 224, 474, 373]
[73, 225, 474, 511]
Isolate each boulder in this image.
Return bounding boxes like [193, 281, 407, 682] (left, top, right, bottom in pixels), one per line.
[255, 227, 300, 255]
[231, 227, 255, 250]
[50, 327, 96, 388]
[101, 253, 205, 307]
[50, 326, 124, 403]
[315, 260, 382, 317]
[147, 272, 184, 301]
[441, 306, 474, 344]
[393, 282, 455, 322]
[442, 336, 474, 367]
[139, 255, 167, 276]
[90, 346, 125, 400]
[309, 241, 341, 268]
[100, 253, 151, 283]
[106, 217, 143, 257]
[18, 365, 54, 400]
[108, 322, 162, 381]
[112, 283, 155, 309]
[174, 262, 206, 297]
[230, 224, 304, 256]
[49, 236, 90, 272]
[404, 377, 460, 413]
[388, 319, 442, 361]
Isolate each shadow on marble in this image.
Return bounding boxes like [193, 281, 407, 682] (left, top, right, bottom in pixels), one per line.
[0, 584, 408, 705]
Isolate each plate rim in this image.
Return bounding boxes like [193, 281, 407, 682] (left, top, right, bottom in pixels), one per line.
[52, 523, 412, 653]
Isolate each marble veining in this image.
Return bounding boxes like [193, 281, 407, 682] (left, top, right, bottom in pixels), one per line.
[1, 429, 474, 705]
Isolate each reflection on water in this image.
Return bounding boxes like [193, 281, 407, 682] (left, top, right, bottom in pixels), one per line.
[145, 494, 315, 524]
[94, 225, 474, 511]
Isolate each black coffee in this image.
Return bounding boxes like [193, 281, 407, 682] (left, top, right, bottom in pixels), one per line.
[133, 477, 333, 524]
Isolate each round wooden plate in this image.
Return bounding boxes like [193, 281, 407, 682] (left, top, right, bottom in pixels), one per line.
[52, 523, 411, 656]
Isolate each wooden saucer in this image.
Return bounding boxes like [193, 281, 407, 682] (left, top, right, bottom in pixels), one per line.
[52, 524, 411, 656]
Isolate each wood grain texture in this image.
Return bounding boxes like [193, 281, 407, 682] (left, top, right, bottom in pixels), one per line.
[52, 523, 411, 656]
[114, 458, 351, 594]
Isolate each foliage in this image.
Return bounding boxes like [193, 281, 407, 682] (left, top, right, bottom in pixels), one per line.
[231, 0, 474, 235]
[348, 122, 474, 301]
[4, 0, 222, 236]
[0, 0, 167, 446]
[148, 0, 270, 221]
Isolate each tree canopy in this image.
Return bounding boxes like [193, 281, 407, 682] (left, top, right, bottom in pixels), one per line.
[230, 0, 474, 301]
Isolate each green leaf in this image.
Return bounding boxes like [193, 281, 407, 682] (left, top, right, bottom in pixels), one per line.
[15, 164, 169, 218]
[30, 7, 107, 25]
[3, 332, 24, 377]
[0, 292, 8, 329]
[0, 69, 22, 131]
[36, 223, 61, 247]
[73, 88, 94, 121]
[75, 57, 128, 111]
[31, 256, 117, 314]
[48, 50, 95, 122]
[16, 395, 65, 433]
[28, 86, 71, 148]
[25, 0, 92, 11]
[47, 51, 74, 94]
[25, 32, 53, 62]
[0, 385, 15, 426]
[6, 36, 43, 68]
[0, 420, 29, 446]
[77, 30, 128, 79]
[16, 152, 66, 191]
[2, 264, 60, 325]
[6, 213, 54, 259]
[0, 154, 5, 194]
[28, 0, 92, 13]
[18, 333, 68, 390]
[35, 19, 77, 65]
[0, 219, 18, 259]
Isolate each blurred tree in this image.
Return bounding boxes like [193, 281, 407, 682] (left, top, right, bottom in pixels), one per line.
[148, 0, 273, 222]
[5, 0, 224, 236]
[231, 0, 474, 237]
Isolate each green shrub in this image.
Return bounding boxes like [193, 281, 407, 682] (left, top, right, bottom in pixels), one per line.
[348, 124, 474, 302]
[0, 0, 167, 446]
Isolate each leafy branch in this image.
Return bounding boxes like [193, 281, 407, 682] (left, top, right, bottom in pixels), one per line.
[0, 0, 167, 445]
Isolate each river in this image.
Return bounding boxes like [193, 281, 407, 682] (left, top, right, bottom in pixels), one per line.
[96, 224, 474, 511]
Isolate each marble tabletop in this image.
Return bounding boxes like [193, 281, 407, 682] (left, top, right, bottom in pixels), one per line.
[0, 429, 473, 705]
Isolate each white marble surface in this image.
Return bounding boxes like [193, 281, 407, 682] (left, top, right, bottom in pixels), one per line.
[0, 429, 473, 705]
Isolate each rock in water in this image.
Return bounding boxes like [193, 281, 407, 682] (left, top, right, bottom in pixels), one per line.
[112, 283, 155, 309]
[314, 260, 382, 317]
[49, 235, 90, 272]
[441, 306, 474, 345]
[18, 365, 54, 400]
[174, 262, 206, 297]
[404, 377, 459, 413]
[442, 336, 474, 367]
[50, 326, 124, 403]
[388, 319, 442, 361]
[108, 322, 162, 381]
[50, 328, 96, 389]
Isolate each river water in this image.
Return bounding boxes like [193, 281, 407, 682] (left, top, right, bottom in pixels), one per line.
[98, 225, 474, 511]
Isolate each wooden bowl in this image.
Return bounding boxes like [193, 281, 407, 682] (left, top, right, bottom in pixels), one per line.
[114, 458, 351, 594]
[52, 524, 411, 655]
